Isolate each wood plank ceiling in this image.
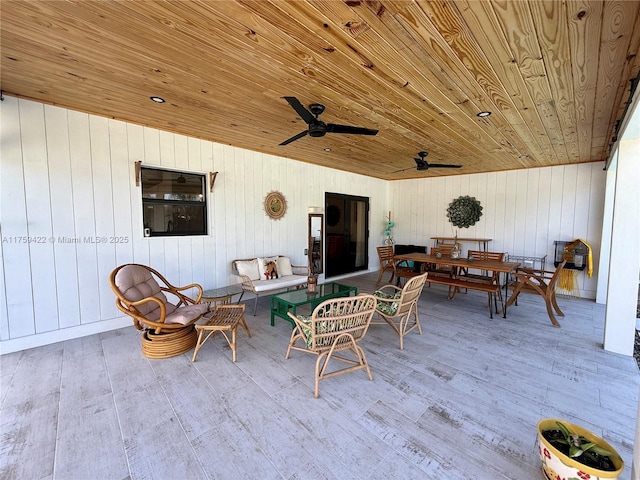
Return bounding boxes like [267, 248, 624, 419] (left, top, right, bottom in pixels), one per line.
[2, 0, 639, 180]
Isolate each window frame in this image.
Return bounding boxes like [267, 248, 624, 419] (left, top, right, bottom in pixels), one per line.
[140, 166, 208, 237]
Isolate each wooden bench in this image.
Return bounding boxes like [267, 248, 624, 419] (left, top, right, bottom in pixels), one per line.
[421, 275, 503, 318]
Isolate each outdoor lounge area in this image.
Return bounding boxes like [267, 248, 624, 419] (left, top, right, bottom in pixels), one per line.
[2, 272, 638, 480]
[2, 2, 640, 479]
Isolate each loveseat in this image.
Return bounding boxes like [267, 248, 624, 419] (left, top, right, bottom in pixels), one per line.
[232, 256, 309, 315]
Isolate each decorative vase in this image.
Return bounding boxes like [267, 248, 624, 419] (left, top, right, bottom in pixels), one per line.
[450, 242, 461, 260]
[307, 275, 317, 292]
[537, 418, 624, 480]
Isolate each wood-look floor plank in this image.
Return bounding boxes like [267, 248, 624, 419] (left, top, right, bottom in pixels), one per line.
[0, 346, 63, 479]
[191, 415, 283, 480]
[54, 336, 129, 479]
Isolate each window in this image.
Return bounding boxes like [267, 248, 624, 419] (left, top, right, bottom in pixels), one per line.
[141, 167, 207, 236]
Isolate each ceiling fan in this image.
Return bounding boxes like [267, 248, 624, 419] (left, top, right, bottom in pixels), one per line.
[279, 96, 378, 146]
[393, 151, 462, 173]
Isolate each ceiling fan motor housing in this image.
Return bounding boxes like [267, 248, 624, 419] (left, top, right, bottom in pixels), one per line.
[309, 122, 327, 137]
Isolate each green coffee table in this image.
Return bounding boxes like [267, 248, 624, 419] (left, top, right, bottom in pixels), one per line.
[270, 282, 358, 328]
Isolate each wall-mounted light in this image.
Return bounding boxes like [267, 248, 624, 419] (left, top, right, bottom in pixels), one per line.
[150, 96, 165, 103]
[477, 111, 491, 117]
[308, 206, 323, 214]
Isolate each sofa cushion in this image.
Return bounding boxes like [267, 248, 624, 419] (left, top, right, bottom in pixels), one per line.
[236, 259, 261, 281]
[252, 275, 306, 292]
[277, 256, 293, 277]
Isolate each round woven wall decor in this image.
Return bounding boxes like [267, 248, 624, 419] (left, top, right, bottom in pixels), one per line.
[447, 195, 483, 228]
[264, 191, 287, 220]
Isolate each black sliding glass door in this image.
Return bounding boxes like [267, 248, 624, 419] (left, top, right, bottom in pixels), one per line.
[325, 192, 369, 278]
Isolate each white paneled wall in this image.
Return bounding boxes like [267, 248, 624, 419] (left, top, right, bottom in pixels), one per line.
[0, 97, 606, 352]
[389, 164, 605, 298]
[0, 97, 386, 351]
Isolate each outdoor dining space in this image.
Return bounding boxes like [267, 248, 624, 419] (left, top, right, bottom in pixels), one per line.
[376, 242, 570, 329]
[2, 270, 637, 480]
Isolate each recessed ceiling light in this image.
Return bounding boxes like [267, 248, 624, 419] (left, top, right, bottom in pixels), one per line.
[477, 111, 491, 117]
[324, 148, 332, 152]
[150, 96, 165, 103]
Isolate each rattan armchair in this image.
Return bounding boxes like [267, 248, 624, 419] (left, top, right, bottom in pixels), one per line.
[286, 294, 377, 398]
[110, 264, 208, 358]
[372, 272, 428, 350]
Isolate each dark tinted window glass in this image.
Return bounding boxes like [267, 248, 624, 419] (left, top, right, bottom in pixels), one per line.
[141, 168, 207, 236]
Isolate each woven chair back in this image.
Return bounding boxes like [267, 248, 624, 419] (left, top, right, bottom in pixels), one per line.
[308, 295, 377, 351]
[395, 272, 428, 316]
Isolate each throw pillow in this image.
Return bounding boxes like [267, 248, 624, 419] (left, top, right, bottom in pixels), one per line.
[277, 256, 293, 277]
[259, 256, 279, 280]
[236, 259, 260, 281]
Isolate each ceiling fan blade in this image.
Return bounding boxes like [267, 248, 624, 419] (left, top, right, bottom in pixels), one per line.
[427, 163, 462, 168]
[282, 96, 314, 124]
[392, 166, 415, 173]
[279, 130, 308, 146]
[326, 124, 378, 135]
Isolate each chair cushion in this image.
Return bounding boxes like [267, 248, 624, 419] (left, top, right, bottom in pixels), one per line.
[115, 265, 207, 325]
[164, 303, 208, 325]
[114, 265, 169, 317]
[296, 314, 314, 348]
[236, 259, 261, 281]
[277, 256, 293, 277]
[295, 314, 332, 348]
[373, 290, 401, 316]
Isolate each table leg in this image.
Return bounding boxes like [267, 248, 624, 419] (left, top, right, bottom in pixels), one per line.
[270, 297, 276, 326]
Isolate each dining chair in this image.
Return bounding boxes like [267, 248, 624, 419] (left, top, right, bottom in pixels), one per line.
[504, 260, 567, 327]
[372, 272, 428, 350]
[286, 294, 377, 398]
[109, 264, 209, 358]
[425, 246, 455, 286]
[375, 245, 396, 286]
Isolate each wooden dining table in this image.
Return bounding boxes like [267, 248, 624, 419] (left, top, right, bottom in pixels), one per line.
[392, 252, 521, 318]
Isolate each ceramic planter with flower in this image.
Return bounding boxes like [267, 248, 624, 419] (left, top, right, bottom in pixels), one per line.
[537, 418, 624, 480]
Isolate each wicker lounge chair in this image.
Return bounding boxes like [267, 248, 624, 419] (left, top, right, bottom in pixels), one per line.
[372, 272, 428, 350]
[110, 264, 208, 358]
[286, 294, 377, 398]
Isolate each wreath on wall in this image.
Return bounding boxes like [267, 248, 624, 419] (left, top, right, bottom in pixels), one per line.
[447, 195, 483, 228]
[326, 205, 341, 227]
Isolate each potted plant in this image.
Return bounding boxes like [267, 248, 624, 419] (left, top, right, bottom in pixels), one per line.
[537, 418, 624, 479]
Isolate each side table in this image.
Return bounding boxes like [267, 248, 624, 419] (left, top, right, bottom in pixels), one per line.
[200, 284, 250, 337]
[192, 304, 247, 362]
